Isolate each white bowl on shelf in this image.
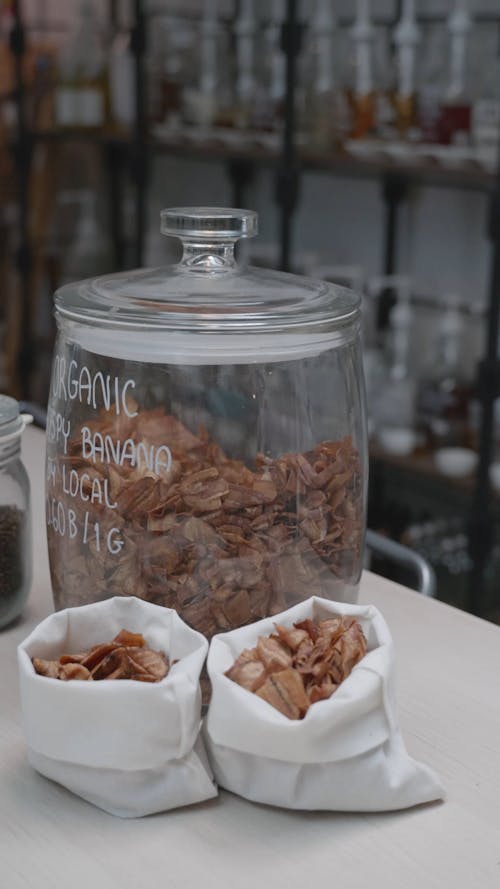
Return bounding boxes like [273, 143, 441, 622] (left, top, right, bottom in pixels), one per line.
[383, 141, 419, 163]
[344, 138, 386, 159]
[434, 447, 477, 478]
[377, 427, 417, 457]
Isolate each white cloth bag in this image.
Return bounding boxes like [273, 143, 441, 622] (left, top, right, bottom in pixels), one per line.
[18, 596, 217, 817]
[205, 596, 444, 811]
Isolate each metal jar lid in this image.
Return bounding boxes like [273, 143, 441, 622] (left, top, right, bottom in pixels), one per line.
[0, 395, 33, 443]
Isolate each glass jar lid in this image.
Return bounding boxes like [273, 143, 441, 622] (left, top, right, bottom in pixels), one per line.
[54, 208, 360, 336]
[0, 395, 32, 443]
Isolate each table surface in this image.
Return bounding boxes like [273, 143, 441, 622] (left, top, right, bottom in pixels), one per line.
[1, 427, 500, 889]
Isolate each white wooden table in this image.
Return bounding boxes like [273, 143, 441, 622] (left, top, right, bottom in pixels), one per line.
[1, 427, 500, 889]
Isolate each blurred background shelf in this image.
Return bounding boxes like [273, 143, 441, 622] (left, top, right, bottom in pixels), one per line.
[2, 0, 500, 620]
[22, 125, 492, 181]
[27, 126, 497, 190]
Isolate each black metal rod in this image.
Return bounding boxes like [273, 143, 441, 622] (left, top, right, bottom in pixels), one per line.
[10, 0, 33, 399]
[382, 173, 408, 275]
[227, 159, 254, 209]
[466, 148, 500, 614]
[131, 0, 147, 267]
[107, 1, 125, 270]
[377, 174, 408, 328]
[278, 0, 301, 272]
[107, 143, 126, 270]
[384, 197, 397, 275]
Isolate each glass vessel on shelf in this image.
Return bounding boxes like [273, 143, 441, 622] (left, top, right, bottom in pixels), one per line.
[230, 0, 257, 129]
[471, 32, 500, 166]
[302, 0, 350, 151]
[416, 301, 472, 451]
[55, 0, 108, 129]
[373, 26, 396, 141]
[369, 277, 417, 456]
[347, 0, 376, 139]
[252, 0, 285, 134]
[437, 0, 472, 145]
[417, 23, 446, 142]
[46, 208, 367, 638]
[0, 396, 32, 629]
[182, 0, 219, 128]
[392, 0, 420, 140]
[147, 16, 186, 127]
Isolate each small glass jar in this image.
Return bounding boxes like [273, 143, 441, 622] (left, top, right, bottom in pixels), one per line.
[0, 396, 32, 629]
[46, 207, 367, 637]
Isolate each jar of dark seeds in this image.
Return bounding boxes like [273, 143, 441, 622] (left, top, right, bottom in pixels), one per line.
[0, 395, 32, 628]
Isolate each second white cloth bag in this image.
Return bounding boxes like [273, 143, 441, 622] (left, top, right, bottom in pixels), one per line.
[205, 596, 444, 811]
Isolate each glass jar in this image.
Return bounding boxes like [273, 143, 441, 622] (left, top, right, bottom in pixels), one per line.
[46, 208, 367, 638]
[0, 396, 32, 629]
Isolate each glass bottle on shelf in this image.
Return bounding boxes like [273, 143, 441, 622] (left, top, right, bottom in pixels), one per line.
[252, 0, 285, 135]
[348, 0, 376, 139]
[146, 17, 167, 125]
[437, 0, 472, 146]
[0, 396, 32, 629]
[417, 23, 446, 143]
[302, 0, 350, 152]
[55, 39, 77, 127]
[416, 299, 472, 451]
[148, 16, 192, 129]
[55, 0, 108, 129]
[62, 191, 111, 282]
[161, 18, 192, 129]
[109, 30, 135, 129]
[393, 0, 420, 140]
[373, 25, 396, 141]
[369, 276, 417, 456]
[471, 41, 500, 169]
[232, 0, 256, 130]
[182, 0, 219, 129]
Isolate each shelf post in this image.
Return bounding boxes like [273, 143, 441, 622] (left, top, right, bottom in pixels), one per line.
[466, 150, 500, 615]
[382, 173, 408, 276]
[10, 0, 34, 398]
[130, 0, 147, 267]
[276, 0, 304, 272]
[378, 172, 408, 328]
[107, 141, 127, 270]
[227, 159, 255, 209]
[107, 1, 128, 271]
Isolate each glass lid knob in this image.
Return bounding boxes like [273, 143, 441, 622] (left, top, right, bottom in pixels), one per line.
[160, 207, 258, 241]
